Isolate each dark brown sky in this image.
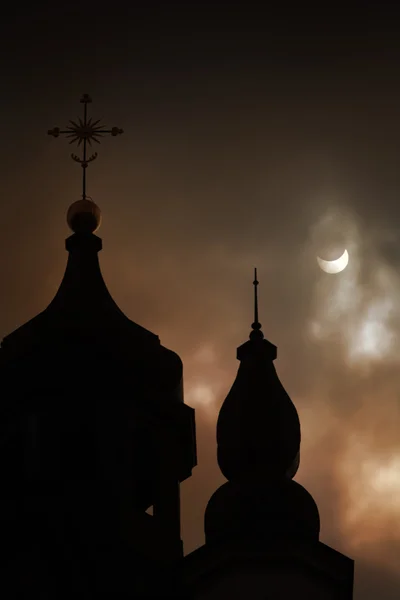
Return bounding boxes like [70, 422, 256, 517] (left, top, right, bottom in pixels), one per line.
[1, 4, 400, 597]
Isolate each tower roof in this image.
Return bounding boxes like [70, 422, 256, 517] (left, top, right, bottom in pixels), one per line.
[1, 96, 181, 398]
[205, 270, 319, 545]
[216, 269, 301, 482]
[1, 227, 160, 358]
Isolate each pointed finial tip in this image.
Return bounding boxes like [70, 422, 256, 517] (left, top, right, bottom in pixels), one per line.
[250, 267, 264, 339]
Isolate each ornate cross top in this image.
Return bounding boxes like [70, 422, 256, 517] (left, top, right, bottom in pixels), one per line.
[48, 94, 123, 200]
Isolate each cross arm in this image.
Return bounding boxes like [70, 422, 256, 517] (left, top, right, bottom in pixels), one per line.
[48, 127, 123, 137]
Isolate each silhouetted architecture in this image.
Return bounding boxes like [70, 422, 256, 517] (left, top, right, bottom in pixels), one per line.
[0, 97, 196, 596]
[183, 270, 354, 598]
[0, 97, 353, 597]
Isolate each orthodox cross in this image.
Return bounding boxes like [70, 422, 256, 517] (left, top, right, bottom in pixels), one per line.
[48, 94, 123, 200]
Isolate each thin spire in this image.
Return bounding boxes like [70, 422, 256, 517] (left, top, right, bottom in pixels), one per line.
[48, 94, 123, 200]
[253, 268, 259, 326]
[250, 267, 264, 340]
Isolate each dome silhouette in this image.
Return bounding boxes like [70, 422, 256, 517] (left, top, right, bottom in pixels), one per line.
[205, 478, 320, 544]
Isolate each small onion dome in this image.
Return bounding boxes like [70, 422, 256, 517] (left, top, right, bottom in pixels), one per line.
[67, 199, 102, 233]
[216, 336, 301, 482]
[204, 477, 320, 545]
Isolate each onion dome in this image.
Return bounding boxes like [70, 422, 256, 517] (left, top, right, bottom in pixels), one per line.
[205, 269, 319, 544]
[216, 269, 301, 482]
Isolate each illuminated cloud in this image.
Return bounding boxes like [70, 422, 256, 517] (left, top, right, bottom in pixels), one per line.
[308, 210, 400, 367]
[184, 343, 230, 414]
[347, 293, 396, 363]
[186, 381, 216, 406]
[339, 433, 400, 569]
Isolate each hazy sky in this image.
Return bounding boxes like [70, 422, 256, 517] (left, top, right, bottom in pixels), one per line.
[2, 4, 400, 598]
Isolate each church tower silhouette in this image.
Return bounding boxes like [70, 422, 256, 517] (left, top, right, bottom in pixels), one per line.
[0, 97, 354, 598]
[183, 270, 354, 598]
[0, 96, 196, 596]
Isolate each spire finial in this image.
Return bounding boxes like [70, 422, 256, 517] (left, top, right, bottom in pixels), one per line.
[250, 267, 264, 340]
[48, 94, 123, 201]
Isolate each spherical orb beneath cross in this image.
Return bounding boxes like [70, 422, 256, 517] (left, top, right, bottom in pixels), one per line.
[67, 199, 102, 233]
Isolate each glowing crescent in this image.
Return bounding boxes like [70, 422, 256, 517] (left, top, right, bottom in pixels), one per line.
[317, 249, 349, 274]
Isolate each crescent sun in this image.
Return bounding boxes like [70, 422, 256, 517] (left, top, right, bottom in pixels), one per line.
[317, 249, 349, 274]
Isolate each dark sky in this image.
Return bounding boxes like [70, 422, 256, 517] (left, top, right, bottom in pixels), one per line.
[2, 4, 400, 598]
